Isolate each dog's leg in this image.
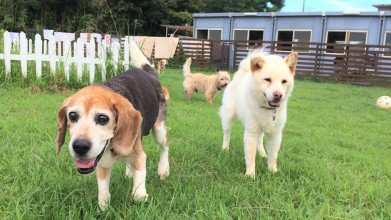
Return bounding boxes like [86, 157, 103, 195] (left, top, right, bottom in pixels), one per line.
[96, 152, 117, 210]
[125, 162, 133, 179]
[257, 132, 267, 158]
[185, 89, 193, 99]
[266, 131, 282, 173]
[205, 92, 215, 104]
[152, 120, 170, 180]
[244, 129, 258, 178]
[132, 151, 148, 202]
[221, 106, 235, 150]
[96, 165, 112, 211]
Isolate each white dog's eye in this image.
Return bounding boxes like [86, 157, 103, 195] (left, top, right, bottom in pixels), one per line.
[68, 111, 79, 123]
[264, 78, 271, 83]
[96, 114, 110, 125]
[282, 80, 287, 84]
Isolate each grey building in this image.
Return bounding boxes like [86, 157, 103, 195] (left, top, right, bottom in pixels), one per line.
[192, 10, 391, 69]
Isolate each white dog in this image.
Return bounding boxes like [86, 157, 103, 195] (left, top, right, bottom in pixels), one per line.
[219, 50, 298, 177]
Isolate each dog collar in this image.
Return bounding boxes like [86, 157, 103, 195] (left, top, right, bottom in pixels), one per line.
[259, 105, 278, 121]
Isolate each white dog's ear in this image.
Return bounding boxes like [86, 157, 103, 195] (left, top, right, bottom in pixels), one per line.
[250, 56, 266, 73]
[111, 94, 143, 156]
[284, 52, 298, 75]
[56, 98, 70, 154]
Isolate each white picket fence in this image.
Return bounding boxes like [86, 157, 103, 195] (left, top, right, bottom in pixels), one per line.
[0, 31, 132, 84]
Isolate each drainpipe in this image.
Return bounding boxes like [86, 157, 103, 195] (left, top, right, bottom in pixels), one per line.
[193, 17, 196, 38]
[321, 12, 327, 43]
[378, 11, 385, 45]
[271, 12, 276, 52]
[271, 12, 276, 41]
[229, 13, 234, 70]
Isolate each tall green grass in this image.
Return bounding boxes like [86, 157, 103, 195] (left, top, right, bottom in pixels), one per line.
[0, 69, 390, 219]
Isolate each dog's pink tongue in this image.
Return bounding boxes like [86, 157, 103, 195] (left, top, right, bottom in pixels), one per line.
[75, 158, 96, 169]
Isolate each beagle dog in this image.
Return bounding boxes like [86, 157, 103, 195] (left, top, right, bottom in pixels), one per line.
[56, 40, 170, 210]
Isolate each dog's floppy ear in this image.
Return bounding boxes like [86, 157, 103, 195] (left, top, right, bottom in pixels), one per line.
[284, 52, 298, 75]
[250, 56, 266, 73]
[111, 94, 143, 156]
[56, 98, 69, 154]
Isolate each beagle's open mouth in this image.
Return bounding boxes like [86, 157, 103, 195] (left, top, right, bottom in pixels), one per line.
[74, 146, 106, 174]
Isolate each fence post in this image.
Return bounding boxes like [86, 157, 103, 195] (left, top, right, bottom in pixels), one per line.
[314, 44, 320, 77]
[201, 40, 205, 66]
[88, 38, 96, 84]
[76, 38, 83, 80]
[35, 34, 42, 78]
[48, 34, 56, 74]
[63, 39, 71, 80]
[28, 39, 33, 54]
[100, 39, 107, 81]
[20, 32, 28, 77]
[112, 41, 120, 71]
[4, 31, 11, 76]
[123, 37, 129, 70]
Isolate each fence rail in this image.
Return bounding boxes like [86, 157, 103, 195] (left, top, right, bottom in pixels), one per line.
[178, 39, 391, 87]
[2, 32, 391, 87]
[0, 31, 126, 84]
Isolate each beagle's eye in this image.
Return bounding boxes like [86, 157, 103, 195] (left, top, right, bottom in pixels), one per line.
[68, 112, 79, 122]
[96, 114, 109, 125]
[282, 79, 287, 84]
[264, 78, 271, 83]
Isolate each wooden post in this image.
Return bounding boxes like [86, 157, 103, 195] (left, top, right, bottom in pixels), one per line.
[123, 37, 129, 70]
[35, 34, 42, 78]
[88, 38, 96, 84]
[100, 39, 107, 81]
[20, 32, 28, 77]
[76, 38, 83, 80]
[48, 34, 56, 75]
[64, 39, 71, 80]
[4, 31, 11, 76]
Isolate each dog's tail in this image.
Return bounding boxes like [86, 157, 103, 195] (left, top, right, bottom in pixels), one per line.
[130, 40, 151, 68]
[161, 86, 170, 101]
[183, 57, 192, 77]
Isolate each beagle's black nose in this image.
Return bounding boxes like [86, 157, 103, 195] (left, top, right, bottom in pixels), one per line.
[73, 139, 91, 156]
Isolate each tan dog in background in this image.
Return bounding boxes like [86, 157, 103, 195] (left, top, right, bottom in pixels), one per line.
[183, 57, 230, 104]
[157, 59, 168, 74]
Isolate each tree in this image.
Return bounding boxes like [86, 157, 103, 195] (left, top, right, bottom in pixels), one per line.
[204, 0, 284, 13]
[0, 0, 284, 36]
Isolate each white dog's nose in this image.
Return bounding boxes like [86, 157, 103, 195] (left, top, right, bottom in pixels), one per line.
[273, 91, 283, 99]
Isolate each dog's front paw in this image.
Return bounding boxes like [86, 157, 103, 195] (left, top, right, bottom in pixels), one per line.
[98, 192, 111, 211]
[158, 163, 170, 180]
[222, 144, 229, 151]
[268, 163, 278, 173]
[245, 169, 255, 179]
[258, 147, 268, 158]
[133, 192, 149, 203]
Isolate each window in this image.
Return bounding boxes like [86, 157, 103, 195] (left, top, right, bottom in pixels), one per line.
[384, 32, 391, 56]
[276, 30, 311, 52]
[196, 29, 222, 40]
[326, 31, 367, 53]
[233, 29, 264, 48]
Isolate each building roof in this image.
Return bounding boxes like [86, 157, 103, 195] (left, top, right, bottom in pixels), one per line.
[193, 11, 391, 18]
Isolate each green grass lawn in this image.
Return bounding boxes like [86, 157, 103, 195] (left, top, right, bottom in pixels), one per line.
[0, 69, 390, 219]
